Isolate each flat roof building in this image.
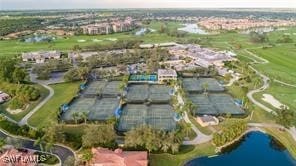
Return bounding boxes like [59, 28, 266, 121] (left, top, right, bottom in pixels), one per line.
[22, 50, 61, 63]
[158, 69, 177, 83]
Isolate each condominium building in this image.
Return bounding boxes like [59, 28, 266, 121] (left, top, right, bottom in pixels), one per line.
[158, 69, 177, 83]
[82, 17, 136, 35]
[21, 50, 61, 63]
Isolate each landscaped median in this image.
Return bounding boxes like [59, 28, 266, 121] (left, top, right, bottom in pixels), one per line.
[28, 82, 81, 128]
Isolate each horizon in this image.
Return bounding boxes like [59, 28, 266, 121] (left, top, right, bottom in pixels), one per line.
[1, 0, 296, 10]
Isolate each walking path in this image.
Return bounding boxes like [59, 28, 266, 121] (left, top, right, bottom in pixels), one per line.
[182, 111, 213, 145]
[18, 83, 54, 126]
[0, 128, 75, 165]
[174, 86, 213, 145]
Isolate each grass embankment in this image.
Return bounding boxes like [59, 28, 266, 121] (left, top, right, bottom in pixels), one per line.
[28, 82, 81, 128]
[264, 128, 296, 159]
[150, 143, 215, 166]
[0, 84, 50, 122]
[188, 115, 213, 135]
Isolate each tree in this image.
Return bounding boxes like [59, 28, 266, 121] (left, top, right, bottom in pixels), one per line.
[0, 138, 6, 150]
[202, 82, 209, 94]
[275, 107, 296, 128]
[125, 126, 182, 154]
[80, 112, 88, 124]
[72, 112, 80, 124]
[183, 123, 192, 138]
[0, 57, 16, 82]
[12, 67, 27, 84]
[250, 31, 268, 43]
[82, 125, 116, 148]
[81, 149, 93, 165]
[64, 156, 75, 166]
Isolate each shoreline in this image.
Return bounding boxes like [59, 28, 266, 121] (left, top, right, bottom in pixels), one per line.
[215, 127, 265, 152]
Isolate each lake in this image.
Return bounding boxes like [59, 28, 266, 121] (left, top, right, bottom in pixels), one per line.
[186, 132, 296, 166]
[178, 24, 208, 34]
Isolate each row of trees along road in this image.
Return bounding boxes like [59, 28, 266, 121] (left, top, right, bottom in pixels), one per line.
[0, 57, 40, 109]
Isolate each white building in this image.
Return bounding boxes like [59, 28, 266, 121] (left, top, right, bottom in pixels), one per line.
[196, 115, 219, 127]
[158, 69, 177, 83]
[22, 51, 61, 63]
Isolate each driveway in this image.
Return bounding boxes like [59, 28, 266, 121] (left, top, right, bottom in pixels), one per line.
[0, 129, 75, 165]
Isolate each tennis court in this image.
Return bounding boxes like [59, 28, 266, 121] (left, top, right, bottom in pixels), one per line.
[126, 84, 149, 102]
[183, 78, 224, 93]
[125, 84, 172, 103]
[188, 93, 244, 116]
[83, 81, 107, 96]
[129, 74, 157, 82]
[117, 104, 176, 132]
[88, 97, 120, 121]
[61, 97, 95, 121]
[149, 85, 172, 103]
[102, 81, 122, 96]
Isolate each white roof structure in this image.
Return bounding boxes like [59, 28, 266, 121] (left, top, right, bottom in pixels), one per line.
[158, 69, 177, 77]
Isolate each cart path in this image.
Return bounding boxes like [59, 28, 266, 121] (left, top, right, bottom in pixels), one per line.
[18, 83, 54, 126]
[0, 128, 75, 165]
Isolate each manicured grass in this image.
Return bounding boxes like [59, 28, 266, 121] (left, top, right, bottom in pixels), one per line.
[150, 143, 215, 166]
[249, 105, 276, 124]
[188, 115, 213, 135]
[0, 84, 49, 122]
[264, 128, 296, 159]
[251, 44, 296, 84]
[253, 81, 296, 111]
[28, 82, 81, 128]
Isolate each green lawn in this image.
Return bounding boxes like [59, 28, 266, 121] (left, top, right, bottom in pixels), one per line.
[28, 82, 81, 128]
[0, 84, 49, 122]
[150, 143, 215, 166]
[265, 128, 296, 159]
[253, 82, 296, 111]
[251, 45, 296, 84]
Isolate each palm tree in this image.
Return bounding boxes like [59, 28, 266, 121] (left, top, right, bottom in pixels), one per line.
[202, 82, 209, 94]
[72, 112, 80, 124]
[34, 137, 44, 151]
[184, 123, 192, 138]
[45, 142, 53, 153]
[80, 112, 88, 124]
[0, 138, 5, 150]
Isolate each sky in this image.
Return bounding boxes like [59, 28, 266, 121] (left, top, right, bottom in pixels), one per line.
[1, 0, 296, 10]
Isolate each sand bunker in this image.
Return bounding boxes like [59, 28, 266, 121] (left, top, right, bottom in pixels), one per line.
[262, 94, 288, 109]
[105, 38, 117, 41]
[6, 108, 24, 114]
[92, 39, 102, 42]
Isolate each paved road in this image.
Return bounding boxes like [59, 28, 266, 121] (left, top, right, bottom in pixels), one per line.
[18, 84, 54, 126]
[246, 66, 275, 114]
[248, 123, 296, 141]
[174, 86, 213, 145]
[0, 129, 75, 165]
[183, 112, 213, 145]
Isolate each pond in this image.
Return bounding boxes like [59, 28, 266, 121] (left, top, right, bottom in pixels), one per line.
[178, 24, 208, 34]
[186, 132, 296, 166]
[135, 28, 156, 36]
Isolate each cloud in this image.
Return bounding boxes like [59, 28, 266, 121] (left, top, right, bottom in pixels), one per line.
[1, 0, 296, 10]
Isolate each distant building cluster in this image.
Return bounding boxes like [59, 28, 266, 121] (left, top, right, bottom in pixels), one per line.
[82, 17, 136, 35]
[21, 50, 61, 63]
[198, 18, 296, 31]
[168, 44, 236, 70]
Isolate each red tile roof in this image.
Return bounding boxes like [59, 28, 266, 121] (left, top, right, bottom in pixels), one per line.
[90, 148, 148, 166]
[0, 148, 37, 166]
